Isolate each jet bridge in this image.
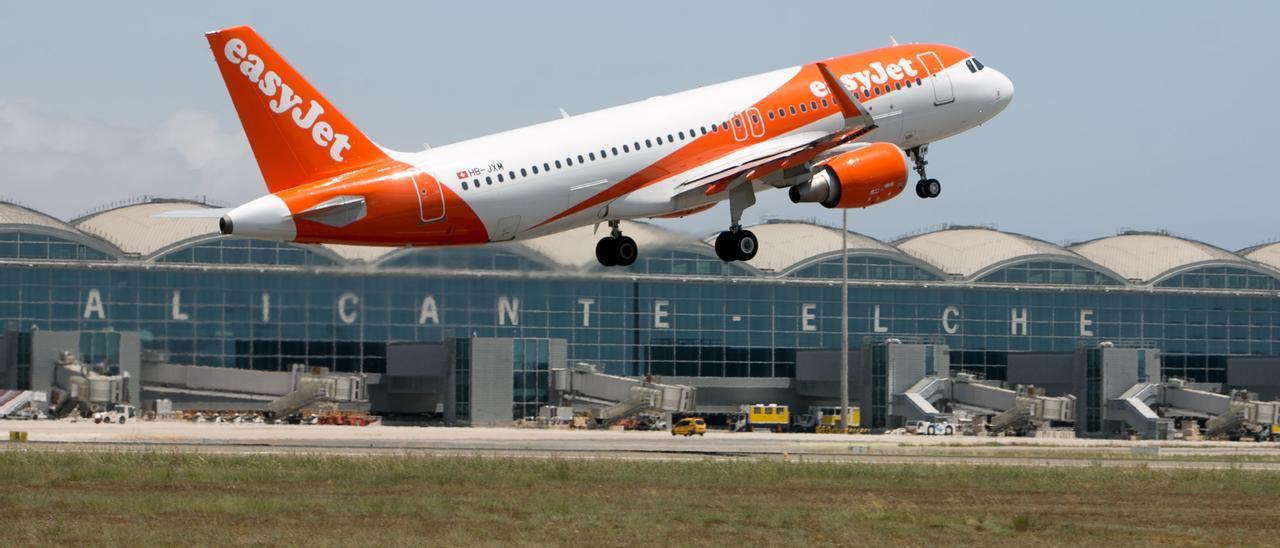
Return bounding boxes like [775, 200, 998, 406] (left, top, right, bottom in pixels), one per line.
[894, 373, 1076, 435]
[1109, 378, 1280, 440]
[551, 364, 696, 424]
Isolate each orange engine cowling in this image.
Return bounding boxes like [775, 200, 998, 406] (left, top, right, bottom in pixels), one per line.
[788, 142, 909, 208]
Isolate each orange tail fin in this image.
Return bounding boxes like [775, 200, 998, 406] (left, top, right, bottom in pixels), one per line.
[205, 26, 391, 193]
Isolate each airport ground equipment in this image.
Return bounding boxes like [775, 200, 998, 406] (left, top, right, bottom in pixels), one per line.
[1109, 378, 1280, 440]
[794, 406, 863, 433]
[895, 373, 1075, 435]
[739, 404, 790, 432]
[551, 364, 695, 425]
[264, 365, 369, 420]
[92, 404, 139, 424]
[0, 390, 46, 418]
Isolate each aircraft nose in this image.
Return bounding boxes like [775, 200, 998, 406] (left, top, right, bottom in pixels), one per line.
[991, 68, 1014, 106]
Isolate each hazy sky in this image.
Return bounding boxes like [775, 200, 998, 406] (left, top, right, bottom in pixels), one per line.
[1, 1, 1276, 250]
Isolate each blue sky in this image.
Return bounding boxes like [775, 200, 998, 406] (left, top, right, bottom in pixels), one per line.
[1, 1, 1276, 249]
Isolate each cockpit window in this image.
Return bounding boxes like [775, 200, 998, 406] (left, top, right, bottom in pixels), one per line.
[973, 58, 985, 71]
[965, 59, 977, 73]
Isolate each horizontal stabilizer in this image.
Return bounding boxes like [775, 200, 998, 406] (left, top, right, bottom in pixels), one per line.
[296, 195, 367, 228]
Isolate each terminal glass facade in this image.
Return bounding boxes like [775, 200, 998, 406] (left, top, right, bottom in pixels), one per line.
[3, 234, 1280, 387]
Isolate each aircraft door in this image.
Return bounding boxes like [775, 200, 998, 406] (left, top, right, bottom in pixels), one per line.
[412, 172, 446, 224]
[745, 107, 765, 138]
[730, 112, 749, 141]
[916, 51, 955, 105]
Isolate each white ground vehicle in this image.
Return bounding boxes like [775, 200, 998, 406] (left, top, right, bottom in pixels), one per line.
[907, 419, 956, 436]
[92, 404, 139, 424]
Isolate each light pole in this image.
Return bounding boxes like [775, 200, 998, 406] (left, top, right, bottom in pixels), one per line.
[838, 209, 849, 431]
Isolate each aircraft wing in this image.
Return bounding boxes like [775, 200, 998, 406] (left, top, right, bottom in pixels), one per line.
[669, 62, 879, 201]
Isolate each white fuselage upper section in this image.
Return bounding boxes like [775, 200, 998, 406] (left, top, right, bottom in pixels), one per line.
[391, 51, 1012, 242]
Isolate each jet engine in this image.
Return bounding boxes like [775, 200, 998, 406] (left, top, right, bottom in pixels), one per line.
[788, 142, 909, 208]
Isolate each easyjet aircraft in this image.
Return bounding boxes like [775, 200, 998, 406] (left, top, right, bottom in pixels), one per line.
[203, 26, 1012, 266]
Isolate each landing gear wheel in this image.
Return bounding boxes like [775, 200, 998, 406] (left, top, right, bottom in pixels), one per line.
[595, 235, 639, 267]
[915, 180, 927, 198]
[715, 230, 759, 262]
[715, 231, 737, 262]
[595, 237, 618, 267]
[614, 236, 638, 267]
[734, 230, 758, 261]
[923, 179, 941, 198]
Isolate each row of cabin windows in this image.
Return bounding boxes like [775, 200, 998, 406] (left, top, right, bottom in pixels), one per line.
[460, 76, 921, 191]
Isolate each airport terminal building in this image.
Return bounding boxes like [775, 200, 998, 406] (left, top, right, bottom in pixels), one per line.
[2, 198, 1280, 424]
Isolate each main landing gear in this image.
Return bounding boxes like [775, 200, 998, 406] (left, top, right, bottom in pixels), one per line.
[714, 228, 758, 262]
[595, 220, 638, 267]
[715, 182, 759, 262]
[909, 145, 941, 199]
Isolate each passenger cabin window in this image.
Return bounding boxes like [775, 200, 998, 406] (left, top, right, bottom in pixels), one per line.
[809, 101, 817, 110]
[461, 181, 468, 190]
[612, 147, 618, 155]
[667, 134, 674, 142]
[589, 152, 596, 161]
[532, 166, 539, 174]
[486, 176, 493, 185]
[508, 170, 515, 180]
[821, 98, 828, 108]
[555, 160, 562, 168]
[768, 111, 775, 120]
[799, 103, 806, 113]
[497, 173, 504, 182]
[645, 139, 652, 147]
[656, 136, 663, 145]
[543, 162, 550, 171]
[566, 158, 573, 166]
[520, 168, 527, 177]
[623, 144, 630, 153]
[733, 118, 741, 127]
[788, 106, 796, 115]
[577, 154, 584, 163]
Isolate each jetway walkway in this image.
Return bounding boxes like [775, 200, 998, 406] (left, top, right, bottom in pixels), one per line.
[551, 364, 696, 424]
[1110, 379, 1279, 440]
[895, 373, 1076, 435]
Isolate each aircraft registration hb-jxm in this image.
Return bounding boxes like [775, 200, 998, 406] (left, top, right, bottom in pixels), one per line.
[204, 26, 1012, 266]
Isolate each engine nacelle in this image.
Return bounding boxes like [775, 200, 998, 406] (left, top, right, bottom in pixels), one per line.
[788, 142, 909, 208]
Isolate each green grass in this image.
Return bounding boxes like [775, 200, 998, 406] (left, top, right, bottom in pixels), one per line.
[1, 451, 1278, 546]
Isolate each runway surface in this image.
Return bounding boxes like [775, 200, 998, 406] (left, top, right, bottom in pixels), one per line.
[4, 420, 1280, 470]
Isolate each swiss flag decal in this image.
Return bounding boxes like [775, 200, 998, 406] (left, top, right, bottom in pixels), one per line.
[456, 170, 469, 179]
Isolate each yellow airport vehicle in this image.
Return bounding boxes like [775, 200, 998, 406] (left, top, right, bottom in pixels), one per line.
[745, 404, 790, 432]
[671, 417, 706, 437]
[814, 406, 862, 433]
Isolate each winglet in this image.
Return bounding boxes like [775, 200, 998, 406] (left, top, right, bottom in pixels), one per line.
[816, 62, 875, 133]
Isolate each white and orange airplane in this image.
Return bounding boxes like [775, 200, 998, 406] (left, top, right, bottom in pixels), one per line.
[205, 26, 1012, 266]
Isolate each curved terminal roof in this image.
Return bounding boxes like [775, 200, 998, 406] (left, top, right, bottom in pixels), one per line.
[896, 227, 1081, 278]
[0, 202, 78, 232]
[4, 198, 1280, 286]
[1070, 232, 1251, 282]
[724, 221, 901, 273]
[74, 201, 220, 256]
[1241, 242, 1280, 273]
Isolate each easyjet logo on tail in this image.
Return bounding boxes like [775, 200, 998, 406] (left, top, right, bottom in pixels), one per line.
[222, 38, 351, 162]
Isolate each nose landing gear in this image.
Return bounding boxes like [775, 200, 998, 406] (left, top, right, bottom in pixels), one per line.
[909, 145, 941, 199]
[595, 220, 638, 267]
